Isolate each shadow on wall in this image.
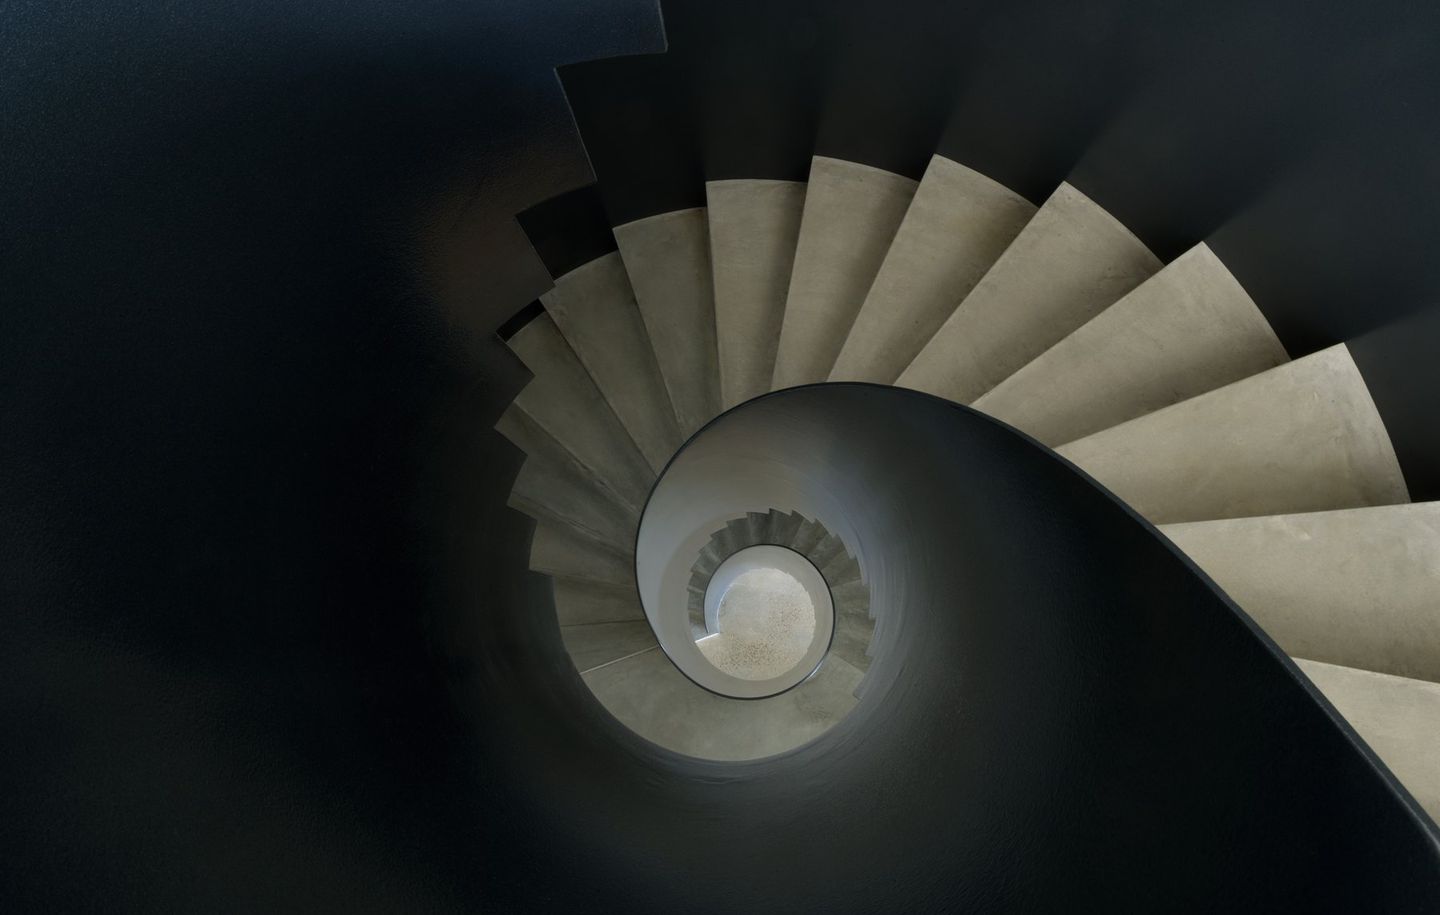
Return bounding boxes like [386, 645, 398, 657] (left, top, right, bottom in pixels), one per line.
[1, 0, 662, 909]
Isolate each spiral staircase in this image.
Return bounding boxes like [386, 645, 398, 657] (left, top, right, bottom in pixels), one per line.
[502, 151, 1439, 804]
[8, 0, 1440, 910]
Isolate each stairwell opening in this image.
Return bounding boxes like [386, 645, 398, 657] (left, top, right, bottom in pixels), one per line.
[696, 545, 827, 682]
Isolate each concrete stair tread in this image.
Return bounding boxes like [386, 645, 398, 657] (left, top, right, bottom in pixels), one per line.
[561, 620, 658, 674]
[539, 252, 682, 471]
[553, 578, 645, 627]
[1162, 502, 1440, 683]
[1056, 344, 1409, 524]
[830, 154, 1036, 384]
[614, 208, 721, 435]
[896, 181, 1161, 403]
[973, 242, 1287, 446]
[582, 644, 862, 760]
[1295, 658, 1440, 821]
[507, 313, 656, 510]
[708, 179, 807, 408]
[772, 156, 918, 389]
[530, 522, 633, 589]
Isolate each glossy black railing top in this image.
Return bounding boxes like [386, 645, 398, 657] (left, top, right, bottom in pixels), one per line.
[453, 384, 1440, 912]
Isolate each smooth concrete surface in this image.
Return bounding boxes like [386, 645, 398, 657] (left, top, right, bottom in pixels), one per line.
[561, 620, 658, 673]
[771, 156, 917, 389]
[507, 314, 656, 511]
[497, 406, 642, 515]
[553, 578, 644, 627]
[707, 179, 807, 408]
[973, 243, 1287, 446]
[829, 155, 1036, 383]
[1296, 659, 1440, 821]
[1161, 503, 1440, 682]
[832, 596, 875, 673]
[896, 182, 1160, 402]
[1056, 345, 1410, 524]
[508, 451, 636, 547]
[582, 647, 864, 760]
[529, 521, 633, 589]
[539, 253, 682, 471]
[614, 208, 722, 435]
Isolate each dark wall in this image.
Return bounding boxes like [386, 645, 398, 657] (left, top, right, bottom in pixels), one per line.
[563, 0, 1440, 496]
[1, 0, 662, 909]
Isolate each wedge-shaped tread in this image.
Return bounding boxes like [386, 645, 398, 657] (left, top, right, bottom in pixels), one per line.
[614, 208, 721, 435]
[1296, 659, 1440, 821]
[508, 452, 636, 547]
[539, 252, 681, 470]
[582, 646, 863, 760]
[708, 180, 807, 408]
[830, 155, 1036, 383]
[974, 243, 1286, 445]
[553, 578, 645, 627]
[1162, 503, 1440, 682]
[1057, 344, 1409, 524]
[507, 314, 655, 510]
[561, 621, 658, 673]
[530, 522, 632, 589]
[772, 157, 917, 389]
[897, 182, 1161, 403]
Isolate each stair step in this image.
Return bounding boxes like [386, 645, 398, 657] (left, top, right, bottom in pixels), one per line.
[768, 511, 805, 548]
[896, 181, 1161, 404]
[507, 453, 636, 548]
[614, 208, 721, 435]
[772, 156, 918, 389]
[539, 252, 682, 471]
[830, 154, 1035, 384]
[832, 599, 875, 673]
[707, 179, 807, 408]
[746, 511, 771, 545]
[973, 243, 1287, 446]
[1056, 344, 1409, 524]
[1295, 659, 1440, 821]
[553, 578, 645, 627]
[807, 532, 846, 570]
[1162, 503, 1440, 683]
[561, 621, 658, 673]
[581, 645, 862, 760]
[530, 522, 632, 589]
[789, 518, 827, 555]
[821, 549, 861, 587]
[506, 314, 656, 510]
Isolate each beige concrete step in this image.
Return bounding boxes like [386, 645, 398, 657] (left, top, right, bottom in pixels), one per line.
[895, 182, 1161, 403]
[772, 156, 917, 389]
[707, 179, 807, 408]
[614, 208, 721, 435]
[973, 243, 1286, 446]
[561, 621, 658, 673]
[539, 252, 682, 471]
[553, 578, 645, 627]
[582, 645, 862, 760]
[829, 155, 1035, 383]
[1161, 503, 1440, 683]
[1295, 659, 1440, 822]
[506, 314, 656, 511]
[508, 452, 636, 548]
[530, 521, 633, 589]
[1057, 344, 1409, 524]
